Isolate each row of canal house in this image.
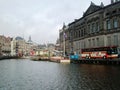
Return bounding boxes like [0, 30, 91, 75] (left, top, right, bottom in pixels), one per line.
[0, 35, 11, 56]
[59, 0, 120, 58]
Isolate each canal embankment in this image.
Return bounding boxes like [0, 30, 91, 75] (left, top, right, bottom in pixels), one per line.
[71, 58, 120, 65]
[3, 55, 120, 65]
[0, 56, 21, 60]
[29, 55, 120, 65]
[30, 56, 70, 63]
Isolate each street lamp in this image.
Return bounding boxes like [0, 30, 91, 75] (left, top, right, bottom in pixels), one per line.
[62, 30, 66, 58]
[0, 43, 1, 56]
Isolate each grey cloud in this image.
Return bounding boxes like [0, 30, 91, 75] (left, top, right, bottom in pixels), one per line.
[0, 0, 109, 43]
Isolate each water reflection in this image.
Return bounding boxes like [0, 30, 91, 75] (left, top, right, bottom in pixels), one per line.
[0, 59, 120, 90]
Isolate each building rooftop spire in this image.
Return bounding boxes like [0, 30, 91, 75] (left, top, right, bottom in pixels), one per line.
[28, 36, 33, 43]
[91, 1, 95, 6]
[100, 2, 104, 7]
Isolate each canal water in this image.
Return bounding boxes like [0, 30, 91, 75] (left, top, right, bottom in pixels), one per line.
[0, 59, 120, 90]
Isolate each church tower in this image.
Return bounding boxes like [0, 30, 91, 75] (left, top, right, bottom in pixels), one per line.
[29, 36, 31, 41]
[28, 36, 33, 43]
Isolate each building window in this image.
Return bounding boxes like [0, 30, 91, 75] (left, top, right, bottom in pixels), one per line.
[84, 29, 86, 36]
[79, 31, 81, 37]
[75, 31, 77, 38]
[90, 24, 92, 34]
[77, 42, 79, 50]
[88, 39, 91, 47]
[74, 32, 76, 38]
[107, 36, 111, 46]
[106, 12, 110, 16]
[76, 31, 78, 38]
[81, 30, 83, 36]
[78, 42, 80, 49]
[114, 35, 118, 46]
[106, 20, 111, 30]
[83, 29, 85, 36]
[113, 18, 118, 28]
[92, 23, 95, 33]
[81, 41, 86, 49]
[70, 31, 73, 40]
[81, 41, 85, 49]
[73, 32, 75, 38]
[112, 10, 117, 14]
[76, 32, 78, 38]
[96, 38, 99, 47]
[92, 39, 95, 47]
[88, 25, 90, 34]
[81, 41, 83, 48]
[96, 22, 100, 32]
[84, 41, 86, 48]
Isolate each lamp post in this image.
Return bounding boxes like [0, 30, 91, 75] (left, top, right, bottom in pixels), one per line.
[63, 23, 66, 58]
[62, 23, 68, 58]
[63, 33, 66, 58]
[0, 43, 1, 56]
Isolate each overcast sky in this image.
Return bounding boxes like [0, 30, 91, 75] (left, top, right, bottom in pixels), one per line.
[0, 0, 110, 44]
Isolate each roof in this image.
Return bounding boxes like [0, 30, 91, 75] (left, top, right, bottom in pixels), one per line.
[83, 2, 102, 16]
[68, 1, 120, 27]
[15, 36, 24, 40]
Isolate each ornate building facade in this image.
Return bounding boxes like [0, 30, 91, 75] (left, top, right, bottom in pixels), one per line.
[59, 0, 120, 57]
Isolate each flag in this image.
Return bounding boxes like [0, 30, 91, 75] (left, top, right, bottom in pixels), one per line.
[63, 32, 67, 39]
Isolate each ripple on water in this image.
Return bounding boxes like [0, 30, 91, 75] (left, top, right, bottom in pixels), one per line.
[0, 60, 120, 90]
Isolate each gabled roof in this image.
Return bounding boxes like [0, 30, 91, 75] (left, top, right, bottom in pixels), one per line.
[83, 2, 102, 16]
